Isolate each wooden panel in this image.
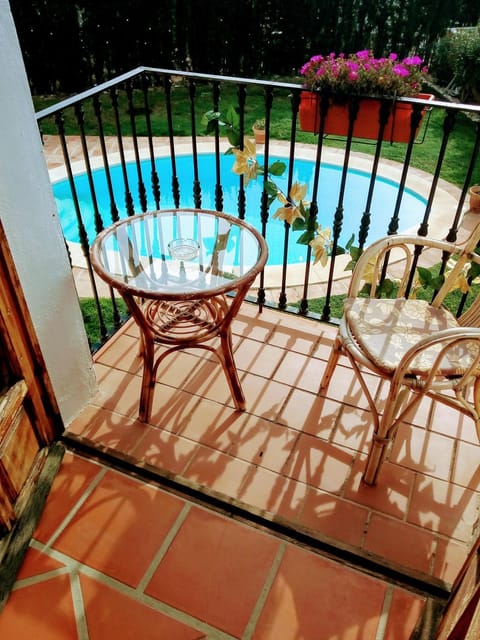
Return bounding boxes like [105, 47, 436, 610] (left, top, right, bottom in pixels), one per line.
[1, 412, 40, 495]
[435, 538, 480, 639]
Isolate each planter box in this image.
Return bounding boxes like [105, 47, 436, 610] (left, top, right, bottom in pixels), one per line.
[299, 92, 434, 142]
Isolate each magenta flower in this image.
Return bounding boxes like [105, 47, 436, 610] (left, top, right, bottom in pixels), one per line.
[393, 65, 410, 77]
[301, 49, 427, 96]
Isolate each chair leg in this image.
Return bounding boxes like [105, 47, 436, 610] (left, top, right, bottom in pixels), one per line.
[362, 386, 417, 485]
[320, 333, 342, 390]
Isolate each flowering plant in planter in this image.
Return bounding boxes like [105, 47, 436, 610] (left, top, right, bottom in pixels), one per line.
[300, 50, 428, 97]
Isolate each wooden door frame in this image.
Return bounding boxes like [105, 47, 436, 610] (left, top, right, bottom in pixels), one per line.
[0, 219, 63, 442]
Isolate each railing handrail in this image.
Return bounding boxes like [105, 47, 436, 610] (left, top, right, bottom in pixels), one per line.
[36, 66, 480, 122]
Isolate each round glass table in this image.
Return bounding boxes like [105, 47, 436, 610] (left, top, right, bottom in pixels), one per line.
[90, 208, 269, 421]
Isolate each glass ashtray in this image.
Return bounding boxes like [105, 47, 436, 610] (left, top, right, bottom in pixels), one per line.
[168, 238, 200, 261]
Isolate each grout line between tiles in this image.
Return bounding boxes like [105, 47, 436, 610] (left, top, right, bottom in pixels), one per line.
[43, 467, 108, 549]
[375, 584, 394, 640]
[242, 541, 286, 640]
[70, 570, 90, 640]
[11, 567, 70, 590]
[136, 502, 192, 592]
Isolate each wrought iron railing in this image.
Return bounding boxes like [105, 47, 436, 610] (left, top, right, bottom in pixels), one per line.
[36, 66, 480, 351]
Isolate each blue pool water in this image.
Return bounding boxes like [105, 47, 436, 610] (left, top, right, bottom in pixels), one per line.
[52, 153, 427, 266]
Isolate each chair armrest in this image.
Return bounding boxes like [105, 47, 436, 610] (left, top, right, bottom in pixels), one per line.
[348, 233, 480, 299]
[394, 326, 480, 387]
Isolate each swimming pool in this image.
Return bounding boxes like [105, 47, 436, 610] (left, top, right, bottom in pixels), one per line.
[52, 153, 427, 266]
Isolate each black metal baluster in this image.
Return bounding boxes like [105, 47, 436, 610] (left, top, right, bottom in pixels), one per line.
[141, 74, 161, 210]
[256, 86, 274, 310]
[110, 87, 135, 216]
[417, 108, 457, 237]
[92, 95, 119, 224]
[321, 96, 360, 322]
[236, 84, 247, 220]
[92, 93, 122, 329]
[188, 79, 202, 208]
[212, 81, 224, 212]
[386, 102, 426, 237]
[126, 81, 148, 212]
[164, 75, 180, 208]
[55, 110, 107, 344]
[74, 102, 104, 236]
[357, 100, 392, 250]
[298, 97, 326, 315]
[278, 91, 302, 310]
[447, 120, 480, 242]
[404, 108, 458, 296]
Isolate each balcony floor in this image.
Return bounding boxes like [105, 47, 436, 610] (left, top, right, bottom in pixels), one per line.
[2, 303, 479, 638]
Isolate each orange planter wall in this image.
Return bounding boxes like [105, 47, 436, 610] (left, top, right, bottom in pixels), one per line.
[299, 92, 434, 142]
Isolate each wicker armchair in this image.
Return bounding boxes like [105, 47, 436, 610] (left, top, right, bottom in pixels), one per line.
[320, 225, 480, 485]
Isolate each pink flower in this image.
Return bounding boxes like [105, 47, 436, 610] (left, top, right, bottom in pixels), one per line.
[356, 49, 371, 59]
[393, 64, 410, 77]
[403, 55, 423, 66]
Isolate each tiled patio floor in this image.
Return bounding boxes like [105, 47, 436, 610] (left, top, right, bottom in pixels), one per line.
[2, 302, 479, 637]
[0, 450, 427, 640]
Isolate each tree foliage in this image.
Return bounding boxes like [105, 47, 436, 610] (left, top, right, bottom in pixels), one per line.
[9, 0, 480, 94]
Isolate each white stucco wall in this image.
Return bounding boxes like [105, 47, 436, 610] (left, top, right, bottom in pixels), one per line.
[0, 1, 97, 424]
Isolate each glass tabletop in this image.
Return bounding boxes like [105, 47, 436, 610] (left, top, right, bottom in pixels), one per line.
[90, 209, 268, 299]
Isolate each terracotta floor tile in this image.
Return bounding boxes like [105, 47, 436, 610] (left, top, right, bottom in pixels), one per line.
[451, 439, 480, 489]
[68, 405, 148, 454]
[233, 339, 285, 378]
[14, 547, 66, 581]
[94, 332, 142, 374]
[299, 488, 369, 547]
[364, 514, 436, 575]
[51, 470, 185, 587]
[183, 446, 251, 498]
[148, 385, 208, 432]
[323, 366, 385, 416]
[283, 433, 355, 494]
[237, 465, 307, 521]
[300, 396, 345, 438]
[432, 537, 471, 585]
[408, 475, 479, 543]
[278, 387, 329, 432]
[270, 350, 324, 393]
[178, 400, 246, 450]
[145, 506, 280, 637]
[34, 451, 104, 543]
[229, 415, 298, 471]
[384, 589, 426, 640]
[330, 403, 373, 453]
[93, 363, 143, 418]
[252, 545, 387, 640]
[155, 349, 210, 389]
[389, 423, 455, 481]
[429, 401, 478, 443]
[0, 575, 77, 639]
[343, 458, 415, 520]
[131, 425, 199, 474]
[233, 308, 278, 342]
[80, 574, 205, 640]
[240, 373, 291, 420]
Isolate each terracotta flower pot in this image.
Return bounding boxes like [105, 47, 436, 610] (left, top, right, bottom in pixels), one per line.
[469, 185, 480, 212]
[299, 92, 434, 142]
[253, 127, 266, 144]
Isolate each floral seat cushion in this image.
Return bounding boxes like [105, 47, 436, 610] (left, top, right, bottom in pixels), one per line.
[344, 297, 477, 377]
